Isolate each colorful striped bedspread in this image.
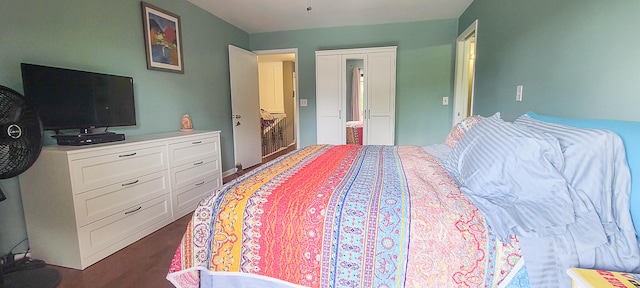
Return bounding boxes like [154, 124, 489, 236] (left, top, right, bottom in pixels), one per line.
[346, 121, 363, 145]
[167, 145, 521, 287]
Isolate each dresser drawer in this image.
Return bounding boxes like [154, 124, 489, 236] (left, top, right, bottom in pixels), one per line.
[74, 171, 169, 227]
[172, 174, 222, 219]
[168, 134, 220, 167]
[170, 155, 220, 191]
[70, 145, 167, 193]
[78, 194, 171, 260]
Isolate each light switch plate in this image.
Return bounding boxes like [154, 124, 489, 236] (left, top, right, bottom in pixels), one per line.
[516, 85, 523, 102]
[442, 97, 449, 105]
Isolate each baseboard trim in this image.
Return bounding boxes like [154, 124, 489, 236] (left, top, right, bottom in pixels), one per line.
[222, 169, 236, 178]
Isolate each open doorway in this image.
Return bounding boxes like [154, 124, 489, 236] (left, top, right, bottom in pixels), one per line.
[452, 20, 477, 126]
[227, 46, 299, 177]
[255, 50, 299, 159]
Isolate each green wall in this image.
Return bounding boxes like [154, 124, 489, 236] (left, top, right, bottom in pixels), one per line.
[3, 0, 636, 266]
[0, 0, 248, 254]
[0, 1, 462, 257]
[250, 19, 459, 148]
[459, 0, 640, 121]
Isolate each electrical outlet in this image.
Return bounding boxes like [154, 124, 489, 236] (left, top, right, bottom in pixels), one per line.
[516, 85, 523, 102]
[300, 99, 308, 107]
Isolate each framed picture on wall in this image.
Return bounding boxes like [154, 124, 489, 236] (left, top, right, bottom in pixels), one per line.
[141, 2, 184, 73]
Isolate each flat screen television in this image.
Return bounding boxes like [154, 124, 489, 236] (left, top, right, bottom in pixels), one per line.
[20, 63, 136, 135]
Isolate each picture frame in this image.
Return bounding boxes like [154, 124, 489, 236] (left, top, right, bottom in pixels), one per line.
[141, 2, 184, 73]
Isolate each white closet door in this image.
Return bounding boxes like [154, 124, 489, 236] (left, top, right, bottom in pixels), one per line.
[316, 54, 344, 144]
[365, 50, 396, 145]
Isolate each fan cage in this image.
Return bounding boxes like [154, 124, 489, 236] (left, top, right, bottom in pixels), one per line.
[0, 85, 44, 179]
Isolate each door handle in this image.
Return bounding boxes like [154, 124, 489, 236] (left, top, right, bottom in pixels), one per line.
[124, 206, 142, 215]
[232, 115, 242, 119]
[119, 152, 137, 158]
[121, 179, 139, 186]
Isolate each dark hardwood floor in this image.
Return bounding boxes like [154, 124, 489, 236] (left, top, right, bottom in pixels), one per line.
[262, 145, 296, 163]
[46, 144, 297, 288]
[50, 213, 191, 288]
[223, 144, 296, 182]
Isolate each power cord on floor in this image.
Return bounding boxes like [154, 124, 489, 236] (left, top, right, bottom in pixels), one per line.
[1, 238, 44, 274]
[1, 238, 28, 266]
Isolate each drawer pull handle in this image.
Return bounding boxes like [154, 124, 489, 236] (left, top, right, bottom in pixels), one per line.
[124, 206, 142, 215]
[195, 181, 205, 186]
[192, 141, 202, 144]
[122, 179, 140, 186]
[193, 161, 204, 165]
[119, 152, 137, 158]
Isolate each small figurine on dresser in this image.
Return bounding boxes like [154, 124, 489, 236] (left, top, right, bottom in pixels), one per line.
[180, 114, 193, 131]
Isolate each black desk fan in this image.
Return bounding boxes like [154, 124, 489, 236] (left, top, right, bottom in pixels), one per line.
[0, 84, 60, 288]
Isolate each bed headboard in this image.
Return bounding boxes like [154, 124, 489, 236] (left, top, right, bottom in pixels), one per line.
[527, 112, 640, 234]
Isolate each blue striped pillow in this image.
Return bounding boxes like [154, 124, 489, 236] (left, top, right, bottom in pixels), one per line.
[526, 111, 640, 236]
[514, 114, 639, 270]
[515, 114, 635, 234]
[445, 113, 574, 241]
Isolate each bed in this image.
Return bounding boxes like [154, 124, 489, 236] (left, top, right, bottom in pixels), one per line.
[345, 121, 363, 145]
[167, 112, 640, 288]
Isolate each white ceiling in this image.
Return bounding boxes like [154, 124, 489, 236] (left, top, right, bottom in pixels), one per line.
[187, 0, 474, 34]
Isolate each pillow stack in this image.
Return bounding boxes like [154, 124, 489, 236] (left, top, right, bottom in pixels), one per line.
[443, 112, 640, 287]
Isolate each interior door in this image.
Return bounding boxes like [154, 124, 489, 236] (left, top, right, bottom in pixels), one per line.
[315, 54, 344, 144]
[453, 20, 478, 126]
[229, 45, 262, 170]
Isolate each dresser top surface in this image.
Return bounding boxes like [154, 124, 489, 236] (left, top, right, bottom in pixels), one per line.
[42, 130, 220, 154]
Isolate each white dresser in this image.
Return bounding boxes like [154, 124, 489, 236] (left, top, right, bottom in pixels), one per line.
[18, 130, 222, 270]
[167, 133, 223, 219]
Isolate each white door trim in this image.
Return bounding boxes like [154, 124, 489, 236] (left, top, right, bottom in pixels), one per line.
[452, 20, 478, 126]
